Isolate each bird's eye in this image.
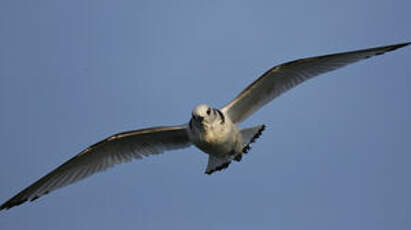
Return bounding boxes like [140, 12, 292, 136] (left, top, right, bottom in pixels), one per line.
[206, 108, 211, 115]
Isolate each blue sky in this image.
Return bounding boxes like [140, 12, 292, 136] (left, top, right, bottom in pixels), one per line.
[0, 0, 410, 229]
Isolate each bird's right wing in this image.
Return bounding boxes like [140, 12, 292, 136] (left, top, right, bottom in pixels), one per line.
[1, 125, 191, 210]
[221, 42, 410, 124]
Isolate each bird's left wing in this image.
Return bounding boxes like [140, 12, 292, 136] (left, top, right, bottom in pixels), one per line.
[1, 125, 191, 210]
[221, 42, 410, 124]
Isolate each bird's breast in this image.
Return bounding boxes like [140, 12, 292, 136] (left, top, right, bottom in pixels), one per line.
[190, 122, 239, 156]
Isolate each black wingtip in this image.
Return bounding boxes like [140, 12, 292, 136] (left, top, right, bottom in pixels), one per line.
[376, 42, 411, 55]
[233, 154, 242, 162]
[390, 42, 411, 50]
[205, 161, 231, 175]
[0, 198, 28, 211]
[242, 125, 266, 154]
[1, 190, 51, 211]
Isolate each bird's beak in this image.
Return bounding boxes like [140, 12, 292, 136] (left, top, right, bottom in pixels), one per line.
[192, 114, 204, 123]
[195, 115, 204, 123]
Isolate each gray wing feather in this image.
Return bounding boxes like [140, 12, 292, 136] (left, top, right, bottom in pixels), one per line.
[1, 125, 191, 210]
[222, 42, 410, 123]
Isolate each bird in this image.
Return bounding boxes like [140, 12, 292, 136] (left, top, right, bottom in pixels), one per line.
[1, 42, 410, 210]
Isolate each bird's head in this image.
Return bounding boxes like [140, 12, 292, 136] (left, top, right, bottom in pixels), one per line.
[191, 104, 223, 128]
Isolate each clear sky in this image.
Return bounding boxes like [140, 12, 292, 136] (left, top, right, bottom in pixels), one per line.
[0, 1, 410, 229]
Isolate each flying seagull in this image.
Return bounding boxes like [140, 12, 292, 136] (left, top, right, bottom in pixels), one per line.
[1, 42, 410, 210]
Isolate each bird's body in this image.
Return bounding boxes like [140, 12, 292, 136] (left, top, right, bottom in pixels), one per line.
[186, 104, 263, 173]
[1, 42, 410, 210]
[188, 105, 241, 158]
